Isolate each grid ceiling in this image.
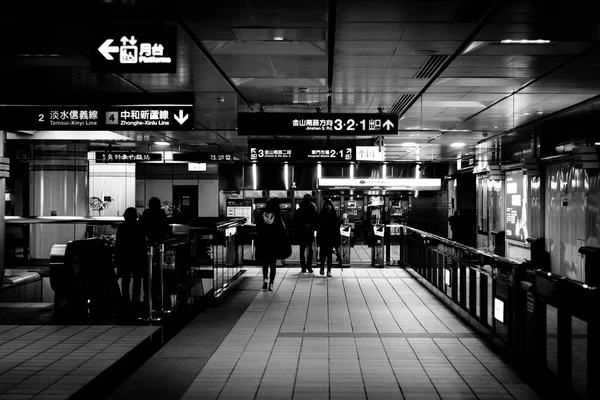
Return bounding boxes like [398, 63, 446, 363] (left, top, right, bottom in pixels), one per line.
[0, 0, 599, 162]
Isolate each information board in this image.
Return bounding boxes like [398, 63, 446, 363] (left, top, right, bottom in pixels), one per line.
[249, 145, 353, 161]
[226, 199, 252, 221]
[238, 113, 399, 136]
[91, 27, 177, 73]
[173, 152, 233, 162]
[269, 190, 289, 198]
[505, 171, 526, 241]
[0, 99, 194, 131]
[95, 151, 162, 163]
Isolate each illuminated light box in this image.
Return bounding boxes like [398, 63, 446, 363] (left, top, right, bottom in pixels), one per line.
[188, 163, 207, 171]
[444, 269, 451, 287]
[494, 297, 506, 324]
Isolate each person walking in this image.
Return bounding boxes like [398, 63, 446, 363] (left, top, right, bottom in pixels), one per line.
[292, 194, 317, 273]
[316, 198, 341, 277]
[115, 207, 147, 315]
[255, 198, 288, 291]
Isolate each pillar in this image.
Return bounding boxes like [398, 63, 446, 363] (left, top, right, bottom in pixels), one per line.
[29, 142, 88, 261]
[0, 131, 6, 286]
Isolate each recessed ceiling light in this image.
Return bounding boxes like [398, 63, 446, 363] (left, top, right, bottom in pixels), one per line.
[537, 111, 544, 115]
[500, 39, 551, 44]
[451, 142, 466, 148]
[273, 37, 284, 41]
[523, 112, 531, 116]
[154, 141, 169, 146]
[596, 142, 600, 146]
[494, 126, 498, 128]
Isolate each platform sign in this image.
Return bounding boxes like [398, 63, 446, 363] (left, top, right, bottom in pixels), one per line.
[0, 105, 194, 131]
[249, 147, 293, 160]
[304, 147, 354, 161]
[95, 151, 162, 163]
[173, 152, 233, 162]
[91, 27, 177, 73]
[238, 113, 399, 136]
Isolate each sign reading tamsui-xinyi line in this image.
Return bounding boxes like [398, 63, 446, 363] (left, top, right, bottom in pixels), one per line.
[238, 113, 398, 136]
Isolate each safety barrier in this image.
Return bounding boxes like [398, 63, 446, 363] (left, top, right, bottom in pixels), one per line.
[397, 225, 599, 399]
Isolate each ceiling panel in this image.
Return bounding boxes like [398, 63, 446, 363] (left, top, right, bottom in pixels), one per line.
[336, 23, 407, 41]
[401, 23, 474, 40]
[335, 41, 399, 56]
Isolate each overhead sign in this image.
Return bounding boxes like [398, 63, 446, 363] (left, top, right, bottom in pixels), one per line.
[249, 146, 354, 161]
[318, 178, 441, 190]
[356, 146, 384, 161]
[188, 163, 207, 171]
[0, 93, 194, 131]
[91, 27, 177, 73]
[173, 152, 233, 162]
[95, 152, 162, 163]
[238, 113, 399, 136]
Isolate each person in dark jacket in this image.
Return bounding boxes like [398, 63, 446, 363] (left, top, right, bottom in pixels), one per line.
[316, 198, 341, 277]
[115, 207, 147, 313]
[138, 197, 172, 246]
[292, 194, 317, 273]
[255, 198, 288, 291]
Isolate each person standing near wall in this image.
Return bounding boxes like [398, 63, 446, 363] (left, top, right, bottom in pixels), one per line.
[255, 198, 288, 291]
[316, 198, 341, 277]
[292, 194, 317, 273]
[115, 207, 146, 315]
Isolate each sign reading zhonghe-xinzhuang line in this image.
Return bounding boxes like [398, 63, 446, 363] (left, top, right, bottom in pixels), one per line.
[0, 106, 193, 130]
[237, 113, 399, 136]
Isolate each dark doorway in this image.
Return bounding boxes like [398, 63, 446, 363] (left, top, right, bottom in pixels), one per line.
[173, 185, 198, 223]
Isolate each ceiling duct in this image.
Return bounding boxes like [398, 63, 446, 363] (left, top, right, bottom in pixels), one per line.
[413, 55, 449, 79]
[389, 94, 415, 115]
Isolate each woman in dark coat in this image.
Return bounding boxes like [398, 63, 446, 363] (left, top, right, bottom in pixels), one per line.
[115, 207, 147, 313]
[255, 198, 288, 291]
[316, 198, 341, 277]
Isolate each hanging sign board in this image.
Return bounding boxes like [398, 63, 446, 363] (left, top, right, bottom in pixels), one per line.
[0, 93, 194, 131]
[95, 151, 162, 163]
[173, 152, 233, 162]
[318, 178, 441, 190]
[249, 144, 354, 161]
[91, 26, 177, 73]
[356, 146, 384, 161]
[238, 113, 399, 136]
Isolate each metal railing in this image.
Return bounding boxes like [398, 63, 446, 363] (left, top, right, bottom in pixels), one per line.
[396, 225, 599, 399]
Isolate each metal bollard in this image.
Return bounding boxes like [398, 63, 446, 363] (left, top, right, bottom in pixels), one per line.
[147, 246, 154, 319]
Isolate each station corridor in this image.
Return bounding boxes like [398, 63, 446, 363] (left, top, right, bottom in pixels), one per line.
[107, 267, 543, 400]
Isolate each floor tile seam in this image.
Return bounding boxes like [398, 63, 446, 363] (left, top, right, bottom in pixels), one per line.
[0, 326, 106, 391]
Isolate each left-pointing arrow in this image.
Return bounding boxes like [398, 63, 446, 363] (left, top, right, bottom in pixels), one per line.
[98, 39, 119, 60]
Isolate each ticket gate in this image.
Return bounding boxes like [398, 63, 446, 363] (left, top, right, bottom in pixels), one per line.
[371, 224, 385, 268]
[340, 225, 352, 267]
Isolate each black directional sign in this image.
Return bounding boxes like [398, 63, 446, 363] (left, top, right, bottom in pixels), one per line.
[95, 152, 162, 163]
[0, 93, 194, 131]
[238, 113, 399, 136]
[91, 27, 177, 73]
[249, 145, 354, 161]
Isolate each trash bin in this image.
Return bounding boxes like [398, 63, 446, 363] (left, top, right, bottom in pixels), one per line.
[579, 246, 600, 287]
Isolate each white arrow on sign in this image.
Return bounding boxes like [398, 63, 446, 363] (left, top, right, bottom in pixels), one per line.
[98, 39, 119, 60]
[383, 120, 394, 130]
[174, 110, 189, 125]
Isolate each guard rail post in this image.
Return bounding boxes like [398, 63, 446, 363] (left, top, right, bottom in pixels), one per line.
[159, 243, 165, 313]
[146, 246, 153, 319]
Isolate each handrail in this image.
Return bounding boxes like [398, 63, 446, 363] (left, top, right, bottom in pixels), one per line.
[5, 216, 125, 224]
[402, 225, 520, 266]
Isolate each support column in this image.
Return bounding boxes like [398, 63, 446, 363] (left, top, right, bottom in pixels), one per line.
[0, 131, 6, 286]
[29, 142, 88, 261]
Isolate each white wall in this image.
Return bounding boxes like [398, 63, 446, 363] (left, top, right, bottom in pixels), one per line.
[136, 178, 219, 217]
[89, 162, 136, 216]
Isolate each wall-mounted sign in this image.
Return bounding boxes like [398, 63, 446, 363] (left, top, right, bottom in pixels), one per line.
[0, 93, 194, 131]
[356, 146, 384, 161]
[269, 190, 289, 198]
[238, 113, 399, 136]
[226, 199, 252, 220]
[505, 171, 526, 241]
[318, 178, 441, 190]
[244, 190, 266, 198]
[174, 152, 233, 162]
[95, 152, 162, 163]
[188, 163, 207, 171]
[91, 27, 177, 73]
[305, 147, 353, 161]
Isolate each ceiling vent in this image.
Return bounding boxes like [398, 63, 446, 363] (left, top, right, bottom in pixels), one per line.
[413, 55, 449, 79]
[389, 94, 415, 115]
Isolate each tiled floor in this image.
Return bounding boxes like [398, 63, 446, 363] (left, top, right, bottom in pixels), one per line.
[181, 267, 543, 400]
[0, 324, 159, 399]
[243, 244, 400, 265]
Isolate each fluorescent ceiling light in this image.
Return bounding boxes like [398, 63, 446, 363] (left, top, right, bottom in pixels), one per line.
[448, 129, 471, 132]
[154, 141, 170, 146]
[500, 39, 551, 44]
[273, 37, 284, 41]
[451, 142, 466, 148]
